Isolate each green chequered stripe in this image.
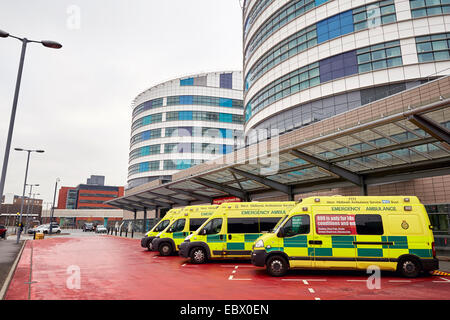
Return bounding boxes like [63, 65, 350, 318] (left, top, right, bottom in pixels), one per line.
[207, 234, 225, 242]
[382, 236, 408, 249]
[357, 248, 384, 257]
[307, 247, 333, 257]
[266, 247, 284, 252]
[244, 234, 261, 242]
[284, 235, 308, 247]
[409, 249, 432, 258]
[227, 242, 245, 250]
[173, 232, 188, 239]
[331, 236, 356, 248]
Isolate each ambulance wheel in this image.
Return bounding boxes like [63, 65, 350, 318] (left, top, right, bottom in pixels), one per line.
[159, 243, 173, 256]
[398, 256, 421, 278]
[190, 247, 207, 264]
[266, 255, 288, 277]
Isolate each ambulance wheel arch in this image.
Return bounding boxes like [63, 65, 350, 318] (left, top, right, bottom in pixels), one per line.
[266, 252, 290, 277]
[158, 239, 176, 256]
[188, 242, 212, 264]
[397, 254, 422, 278]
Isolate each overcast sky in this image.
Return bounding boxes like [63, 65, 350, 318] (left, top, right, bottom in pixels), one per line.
[0, 0, 243, 206]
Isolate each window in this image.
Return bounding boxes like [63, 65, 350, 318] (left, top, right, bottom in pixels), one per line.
[356, 40, 402, 73]
[410, 0, 450, 18]
[169, 219, 186, 232]
[259, 217, 282, 232]
[189, 218, 208, 232]
[353, 0, 397, 31]
[245, 0, 324, 62]
[133, 98, 163, 117]
[245, 25, 318, 90]
[319, 50, 358, 82]
[317, 10, 354, 44]
[201, 218, 223, 235]
[227, 218, 260, 233]
[220, 73, 233, 89]
[153, 219, 170, 232]
[416, 33, 450, 62]
[283, 215, 310, 237]
[355, 214, 384, 235]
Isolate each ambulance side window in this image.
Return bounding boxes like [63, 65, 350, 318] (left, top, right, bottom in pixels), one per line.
[170, 219, 186, 232]
[228, 218, 259, 233]
[154, 220, 169, 232]
[283, 215, 310, 237]
[202, 218, 223, 235]
[189, 218, 207, 232]
[355, 214, 383, 235]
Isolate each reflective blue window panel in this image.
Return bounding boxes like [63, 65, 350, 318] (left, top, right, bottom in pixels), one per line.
[179, 111, 193, 120]
[142, 115, 151, 126]
[319, 50, 357, 83]
[219, 98, 233, 107]
[219, 113, 233, 123]
[180, 78, 194, 86]
[316, 10, 354, 44]
[142, 131, 151, 140]
[141, 146, 150, 156]
[176, 159, 191, 170]
[179, 95, 193, 105]
[220, 73, 233, 89]
[139, 162, 149, 172]
[315, 0, 329, 5]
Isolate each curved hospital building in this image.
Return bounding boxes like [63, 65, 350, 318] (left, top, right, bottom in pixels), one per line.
[128, 71, 244, 189]
[243, 0, 450, 138]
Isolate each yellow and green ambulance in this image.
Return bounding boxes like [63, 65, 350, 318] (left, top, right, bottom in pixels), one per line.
[151, 205, 219, 256]
[178, 202, 296, 263]
[251, 196, 439, 277]
[140, 208, 183, 250]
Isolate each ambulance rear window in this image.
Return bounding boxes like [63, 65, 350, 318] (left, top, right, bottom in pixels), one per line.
[355, 214, 384, 235]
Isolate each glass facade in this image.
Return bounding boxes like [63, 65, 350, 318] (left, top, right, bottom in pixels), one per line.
[410, 0, 450, 18]
[252, 81, 423, 138]
[129, 144, 161, 161]
[166, 111, 243, 124]
[130, 128, 162, 146]
[132, 98, 164, 117]
[166, 95, 243, 108]
[416, 33, 450, 62]
[244, 0, 274, 38]
[246, 40, 404, 120]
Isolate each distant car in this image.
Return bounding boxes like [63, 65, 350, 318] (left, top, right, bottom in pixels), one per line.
[0, 225, 7, 239]
[30, 224, 61, 234]
[95, 225, 107, 234]
[83, 223, 94, 232]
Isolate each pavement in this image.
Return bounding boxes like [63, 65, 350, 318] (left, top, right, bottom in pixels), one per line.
[3, 235, 450, 300]
[0, 239, 24, 298]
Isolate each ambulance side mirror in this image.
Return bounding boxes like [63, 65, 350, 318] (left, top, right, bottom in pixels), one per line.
[201, 229, 207, 235]
[168, 228, 173, 233]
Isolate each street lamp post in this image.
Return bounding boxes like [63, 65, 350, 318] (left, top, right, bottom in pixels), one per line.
[28, 192, 40, 230]
[15, 148, 44, 244]
[0, 29, 61, 205]
[49, 178, 60, 234]
[25, 184, 39, 232]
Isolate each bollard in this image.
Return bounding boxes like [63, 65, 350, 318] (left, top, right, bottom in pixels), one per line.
[125, 229, 128, 237]
[115, 228, 117, 236]
[120, 228, 122, 237]
[131, 229, 134, 238]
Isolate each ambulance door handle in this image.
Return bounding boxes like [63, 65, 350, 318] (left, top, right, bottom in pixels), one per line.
[308, 240, 322, 245]
[228, 234, 232, 240]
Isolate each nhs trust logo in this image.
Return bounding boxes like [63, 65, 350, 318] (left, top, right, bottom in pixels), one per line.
[382, 200, 390, 204]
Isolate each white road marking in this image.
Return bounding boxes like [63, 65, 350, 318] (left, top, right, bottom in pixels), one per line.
[234, 266, 239, 269]
[315, 297, 321, 300]
[228, 275, 234, 280]
[346, 280, 367, 282]
[181, 263, 186, 267]
[232, 270, 236, 274]
[308, 288, 315, 293]
[281, 279, 302, 282]
[432, 277, 450, 283]
[388, 280, 411, 283]
[303, 280, 309, 285]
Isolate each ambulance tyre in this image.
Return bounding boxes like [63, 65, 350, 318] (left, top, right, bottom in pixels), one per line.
[266, 255, 288, 277]
[190, 247, 207, 264]
[159, 242, 173, 256]
[398, 256, 421, 278]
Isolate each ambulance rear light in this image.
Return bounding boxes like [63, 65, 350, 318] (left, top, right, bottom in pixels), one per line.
[432, 242, 436, 257]
[404, 206, 412, 211]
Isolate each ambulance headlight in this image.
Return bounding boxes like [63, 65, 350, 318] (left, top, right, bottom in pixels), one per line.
[254, 239, 264, 248]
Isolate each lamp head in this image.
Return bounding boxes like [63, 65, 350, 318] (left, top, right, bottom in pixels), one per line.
[0, 29, 9, 38]
[41, 40, 62, 49]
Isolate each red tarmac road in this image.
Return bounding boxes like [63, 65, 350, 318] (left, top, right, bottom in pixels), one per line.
[5, 236, 450, 300]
